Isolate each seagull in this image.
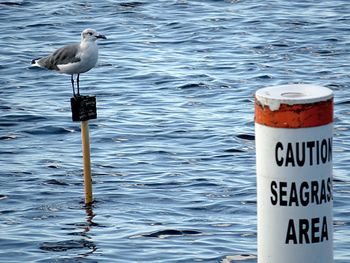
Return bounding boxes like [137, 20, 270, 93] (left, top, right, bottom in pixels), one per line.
[31, 28, 107, 97]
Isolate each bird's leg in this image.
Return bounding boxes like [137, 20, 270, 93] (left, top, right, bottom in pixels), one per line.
[71, 74, 76, 97]
[77, 74, 80, 96]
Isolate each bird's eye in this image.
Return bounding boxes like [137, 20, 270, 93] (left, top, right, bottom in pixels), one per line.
[88, 32, 93, 35]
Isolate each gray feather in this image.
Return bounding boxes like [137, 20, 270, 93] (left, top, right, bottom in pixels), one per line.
[36, 44, 81, 71]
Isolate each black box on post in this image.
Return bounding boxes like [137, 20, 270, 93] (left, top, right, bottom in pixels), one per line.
[70, 95, 97, 122]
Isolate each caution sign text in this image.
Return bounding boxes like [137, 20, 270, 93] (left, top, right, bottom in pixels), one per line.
[272, 138, 333, 245]
[275, 138, 332, 167]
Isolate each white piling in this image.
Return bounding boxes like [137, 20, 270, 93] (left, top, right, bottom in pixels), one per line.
[255, 84, 333, 263]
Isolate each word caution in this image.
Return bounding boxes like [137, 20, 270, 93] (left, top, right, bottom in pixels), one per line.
[275, 138, 332, 167]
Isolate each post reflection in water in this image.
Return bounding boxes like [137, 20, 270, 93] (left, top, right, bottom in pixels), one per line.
[39, 205, 98, 260]
[79, 205, 98, 258]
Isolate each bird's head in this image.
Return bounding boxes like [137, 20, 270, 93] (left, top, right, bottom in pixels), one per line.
[81, 28, 107, 42]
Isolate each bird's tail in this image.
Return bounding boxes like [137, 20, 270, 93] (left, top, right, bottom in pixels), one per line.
[31, 58, 42, 66]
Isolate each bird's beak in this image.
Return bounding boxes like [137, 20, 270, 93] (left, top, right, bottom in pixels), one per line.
[96, 34, 107, 40]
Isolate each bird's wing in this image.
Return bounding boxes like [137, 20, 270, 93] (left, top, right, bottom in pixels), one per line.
[37, 44, 81, 70]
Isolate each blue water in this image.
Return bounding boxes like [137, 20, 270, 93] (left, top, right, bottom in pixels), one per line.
[0, 0, 349, 262]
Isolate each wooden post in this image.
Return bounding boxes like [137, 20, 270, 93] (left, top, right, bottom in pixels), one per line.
[71, 95, 96, 205]
[81, 120, 93, 205]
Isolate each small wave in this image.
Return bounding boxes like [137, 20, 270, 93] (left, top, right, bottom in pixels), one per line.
[178, 82, 208, 89]
[0, 104, 11, 110]
[0, 1, 24, 7]
[221, 254, 257, 263]
[40, 239, 96, 252]
[0, 194, 8, 201]
[236, 134, 255, 141]
[224, 148, 245, 153]
[24, 125, 74, 135]
[0, 134, 18, 140]
[44, 179, 69, 186]
[2, 113, 47, 122]
[119, 2, 144, 8]
[132, 229, 202, 239]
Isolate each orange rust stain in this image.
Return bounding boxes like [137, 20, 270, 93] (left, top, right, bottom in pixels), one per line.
[255, 98, 333, 128]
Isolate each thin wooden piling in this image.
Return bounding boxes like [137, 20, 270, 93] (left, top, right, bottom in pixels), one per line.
[71, 95, 96, 205]
[81, 120, 93, 205]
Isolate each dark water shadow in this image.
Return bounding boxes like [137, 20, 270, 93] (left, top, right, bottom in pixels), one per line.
[39, 206, 98, 261]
